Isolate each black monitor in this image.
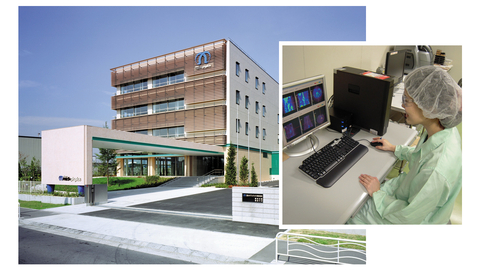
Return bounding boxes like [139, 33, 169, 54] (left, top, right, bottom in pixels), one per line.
[282, 74, 330, 156]
[333, 67, 394, 136]
[385, 50, 406, 85]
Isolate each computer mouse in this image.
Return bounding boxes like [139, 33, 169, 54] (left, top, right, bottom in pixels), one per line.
[370, 141, 383, 147]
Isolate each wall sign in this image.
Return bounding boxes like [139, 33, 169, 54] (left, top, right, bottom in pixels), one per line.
[242, 193, 264, 203]
[59, 175, 82, 182]
[195, 51, 211, 65]
[194, 51, 213, 70]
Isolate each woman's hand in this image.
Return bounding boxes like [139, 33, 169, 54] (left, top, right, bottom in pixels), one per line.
[372, 137, 396, 152]
[359, 174, 380, 197]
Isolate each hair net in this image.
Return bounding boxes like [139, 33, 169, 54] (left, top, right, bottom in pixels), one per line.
[404, 65, 462, 128]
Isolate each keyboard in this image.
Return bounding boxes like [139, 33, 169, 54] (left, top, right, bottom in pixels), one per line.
[299, 135, 368, 188]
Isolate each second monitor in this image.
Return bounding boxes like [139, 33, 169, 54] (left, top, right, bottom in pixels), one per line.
[282, 74, 330, 157]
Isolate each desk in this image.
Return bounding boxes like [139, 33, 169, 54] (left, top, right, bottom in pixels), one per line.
[282, 122, 417, 225]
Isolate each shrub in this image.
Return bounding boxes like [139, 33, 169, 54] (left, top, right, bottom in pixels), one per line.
[239, 157, 249, 185]
[225, 144, 237, 186]
[250, 163, 258, 187]
[146, 175, 160, 184]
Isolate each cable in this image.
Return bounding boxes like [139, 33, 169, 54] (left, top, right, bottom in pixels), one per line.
[309, 135, 318, 154]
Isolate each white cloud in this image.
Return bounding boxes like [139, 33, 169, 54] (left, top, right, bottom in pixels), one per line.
[19, 49, 33, 57]
[19, 80, 41, 88]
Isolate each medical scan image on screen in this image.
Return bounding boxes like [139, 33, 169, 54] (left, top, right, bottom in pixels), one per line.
[282, 75, 330, 156]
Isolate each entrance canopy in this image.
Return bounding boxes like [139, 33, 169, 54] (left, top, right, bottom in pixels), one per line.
[42, 125, 224, 186]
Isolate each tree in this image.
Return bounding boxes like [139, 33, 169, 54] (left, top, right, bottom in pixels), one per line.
[239, 156, 249, 185]
[225, 144, 237, 186]
[28, 157, 41, 181]
[95, 122, 119, 186]
[250, 163, 258, 187]
[19, 152, 28, 180]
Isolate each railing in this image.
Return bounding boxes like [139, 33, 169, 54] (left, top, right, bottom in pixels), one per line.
[203, 169, 224, 176]
[18, 181, 46, 194]
[196, 169, 224, 186]
[275, 232, 366, 265]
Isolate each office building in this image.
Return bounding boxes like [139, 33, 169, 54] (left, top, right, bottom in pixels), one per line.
[110, 39, 279, 181]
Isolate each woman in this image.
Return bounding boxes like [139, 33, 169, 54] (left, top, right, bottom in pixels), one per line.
[347, 66, 462, 224]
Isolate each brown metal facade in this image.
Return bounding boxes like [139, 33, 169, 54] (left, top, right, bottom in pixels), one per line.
[111, 75, 226, 110]
[111, 39, 226, 87]
[112, 105, 226, 132]
[110, 40, 228, 146]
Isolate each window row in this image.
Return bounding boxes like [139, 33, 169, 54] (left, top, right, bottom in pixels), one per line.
[152, 71, 184, 88]
[121, 156, 185, 177]
[119, 99, 185, 118]
[236, 91, 266, 116]
[235, 62, 266, 94]
[129, 126, 185, 138]
[153, 99, 185, 113]
[152, 126, 185, 138]
[120, 79, 148, 94]
[235, 119, 267, 140]
[119, 71, 185, 94]
[121, 105, 148, 118]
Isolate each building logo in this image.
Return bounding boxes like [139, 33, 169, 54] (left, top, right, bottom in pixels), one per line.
[58, 175, 82, 182]
[195, 51, 211, 65]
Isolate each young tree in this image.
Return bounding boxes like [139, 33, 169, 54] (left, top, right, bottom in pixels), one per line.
[19, 152, 28, 180]
[225, 144, 237, 186]
[28, 156, 41, 181]
[239, 156, 249, 185]
[250, 162, 258, 187]
[95, 122, 119, 186]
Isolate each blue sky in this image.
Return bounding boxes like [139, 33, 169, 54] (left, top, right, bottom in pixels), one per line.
[18, 6, 366, 136]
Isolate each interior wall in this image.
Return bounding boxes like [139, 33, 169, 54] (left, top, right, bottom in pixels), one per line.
[282, 45, 392, 101]
[282, 45, 463, 99]
[430, 45, 462, 83]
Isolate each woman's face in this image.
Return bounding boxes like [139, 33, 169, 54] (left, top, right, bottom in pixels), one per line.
[402, 90, 426, 126]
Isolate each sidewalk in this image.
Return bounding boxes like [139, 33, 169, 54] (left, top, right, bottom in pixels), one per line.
[19, 186, 283, 264]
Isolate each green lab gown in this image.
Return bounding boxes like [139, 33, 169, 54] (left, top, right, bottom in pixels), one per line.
[347, 127, 462, 224]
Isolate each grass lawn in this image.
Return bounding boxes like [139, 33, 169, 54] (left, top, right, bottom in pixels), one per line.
[93, 177, 147, 191]
[19, 200, 68, 210]
[279, 229, 366, 251]
[52, 176, 174, 192]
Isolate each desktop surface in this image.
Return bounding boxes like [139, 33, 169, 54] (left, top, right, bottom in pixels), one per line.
[282, 122, 417, 225]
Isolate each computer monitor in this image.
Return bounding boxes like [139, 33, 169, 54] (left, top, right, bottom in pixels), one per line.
[282, 74, 330, 157]
[385, 50, 406, 85]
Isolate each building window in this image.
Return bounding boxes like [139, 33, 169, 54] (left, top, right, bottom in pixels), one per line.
[236, 119, 240, 133]
[120, 79, 148, 94]
[123, 158, 148, 176]
[134, 130, 148, 135]
[255, 77, 259, 89]
[245, 95, 249, 109]
[245, 69, 249, 83]
[152, 126, 184, 138]
[262, 82, 266, 94]
[153, 99, 184, 113]
[152, 71, 184, 88]
[236, 90, 240, 105]
[262, 105, 266, 117]
[263, 152, 268, 158]
[255, 101, 259, 114]
[121, 105, 148, 118]
[263, 128, 266, 140]
[236, 62, 240, 77]
[256, 126, 259, 138]
[245, 122, 249, 136]
[156, 156, 185, 176]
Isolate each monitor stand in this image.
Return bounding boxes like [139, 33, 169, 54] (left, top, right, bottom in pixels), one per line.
[283, 134, 320, 157]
